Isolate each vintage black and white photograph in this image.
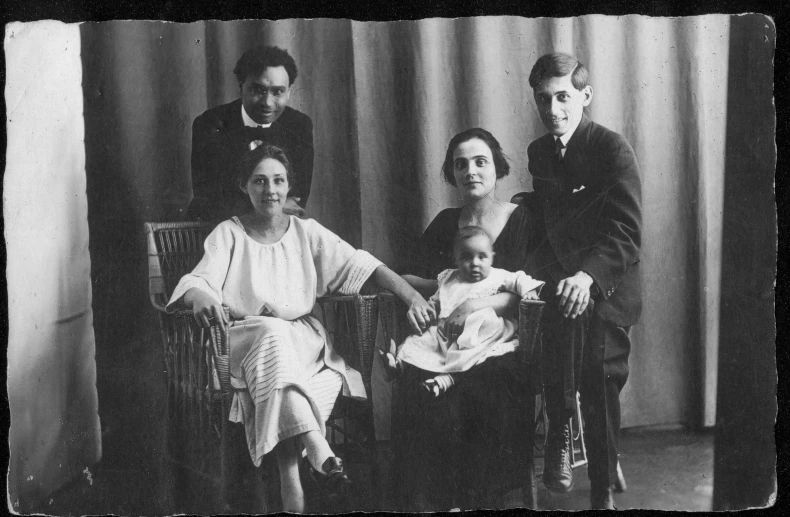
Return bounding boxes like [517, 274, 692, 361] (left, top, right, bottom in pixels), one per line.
[5, 9, 777, 514]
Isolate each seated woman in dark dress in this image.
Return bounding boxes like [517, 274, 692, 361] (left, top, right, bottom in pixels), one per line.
[387, 128, 540, 510]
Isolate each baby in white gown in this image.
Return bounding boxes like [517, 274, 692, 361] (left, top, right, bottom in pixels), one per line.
[383, 226, 544, 396]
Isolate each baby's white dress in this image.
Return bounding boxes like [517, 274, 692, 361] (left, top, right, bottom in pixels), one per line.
[397, 268, 544, 374]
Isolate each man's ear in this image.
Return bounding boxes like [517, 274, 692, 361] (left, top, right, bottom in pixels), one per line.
[582, 85, 594, 107]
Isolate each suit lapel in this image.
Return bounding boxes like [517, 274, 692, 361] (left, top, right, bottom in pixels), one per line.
[532, 134, 562, 192]
[226, 98, 245, 130]
[559, 114, 592, 189]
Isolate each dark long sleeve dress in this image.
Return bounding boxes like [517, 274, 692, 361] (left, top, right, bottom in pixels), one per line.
[394, 204, 539, 509]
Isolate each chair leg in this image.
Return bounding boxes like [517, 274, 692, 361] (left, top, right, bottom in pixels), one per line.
[523, 393, 538, 509]
[366, 408, 381, 509]
[219, 397, 234, 513]
[613, 461, 627, 492]
[571, 391, 589, 469]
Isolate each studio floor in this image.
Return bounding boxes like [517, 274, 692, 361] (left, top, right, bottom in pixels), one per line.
[41, 424, 713, 514]
[37, 309, 714, 514]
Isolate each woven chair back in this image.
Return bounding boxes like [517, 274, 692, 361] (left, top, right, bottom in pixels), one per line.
[145, 222, 215, 304]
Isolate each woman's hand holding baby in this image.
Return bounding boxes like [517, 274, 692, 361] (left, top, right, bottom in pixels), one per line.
[406, 296, 437, 335]
[371, 265, 437, 335]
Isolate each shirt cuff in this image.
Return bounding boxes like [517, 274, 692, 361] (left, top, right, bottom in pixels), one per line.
[166, 277, 220, 312]
[338, 250, 384, 295]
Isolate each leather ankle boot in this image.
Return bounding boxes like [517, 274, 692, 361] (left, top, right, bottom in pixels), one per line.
[543, 422, 573, 493]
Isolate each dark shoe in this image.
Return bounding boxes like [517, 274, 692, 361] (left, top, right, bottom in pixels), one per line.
[591, 487, 616, 510]
[421, 374, 455, 398]
[543, 422, 573, 493]
[378, 349, 404, 382]
[308, 457, 352, 496]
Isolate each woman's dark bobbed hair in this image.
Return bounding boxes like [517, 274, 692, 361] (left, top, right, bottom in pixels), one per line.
[441, 128, 511, 186]
[236, 144, 293, 189]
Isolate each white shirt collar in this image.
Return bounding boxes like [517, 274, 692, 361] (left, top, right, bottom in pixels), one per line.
[241, 104, 272, 128]
[554, 113, 582, 148]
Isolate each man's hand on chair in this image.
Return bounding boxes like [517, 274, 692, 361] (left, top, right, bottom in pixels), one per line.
[557, 271, 593, 319]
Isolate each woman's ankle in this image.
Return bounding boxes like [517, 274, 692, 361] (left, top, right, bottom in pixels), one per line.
[301, 430, 335, 474]
[280, 490, 305, 513]
[279, 467, 305, 512]
[275, 438, 306, 513]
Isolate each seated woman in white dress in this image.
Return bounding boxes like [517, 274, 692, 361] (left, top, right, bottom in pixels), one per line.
[167, 143, 434, 513]
[383, 226, 543, 396]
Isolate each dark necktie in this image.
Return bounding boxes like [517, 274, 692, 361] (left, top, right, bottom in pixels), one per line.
[554, 137, 565, 163]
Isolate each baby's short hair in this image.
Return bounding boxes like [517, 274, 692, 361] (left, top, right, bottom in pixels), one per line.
[454, 226, 494, 253]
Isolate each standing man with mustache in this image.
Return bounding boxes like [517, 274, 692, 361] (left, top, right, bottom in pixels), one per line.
[518, 52, 642, 509]
[185, 45, 313, 222]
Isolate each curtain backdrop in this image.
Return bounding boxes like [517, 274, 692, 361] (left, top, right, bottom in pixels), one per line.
[714, 15, 776, 510]
[6, 22, 101, 510]
[80, 16, 731, 443]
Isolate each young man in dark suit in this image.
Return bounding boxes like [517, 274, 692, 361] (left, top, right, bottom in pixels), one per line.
[186, 45, 314, 222]
[521, 52, 642, 509]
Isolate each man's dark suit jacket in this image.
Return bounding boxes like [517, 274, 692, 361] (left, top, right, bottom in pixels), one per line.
[187, 98, 314, 221]
[524, 114, 642, 327]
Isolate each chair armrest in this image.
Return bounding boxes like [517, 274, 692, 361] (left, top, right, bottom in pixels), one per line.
[517, 298, 546, 365]
[375, 290, 402, 351]
[316, 293, 395, 398]
[158, 305, 231, 393]
[208, 307, 231, 391]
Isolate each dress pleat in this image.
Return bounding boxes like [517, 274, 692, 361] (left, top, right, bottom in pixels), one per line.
[167, 217, 380, 467]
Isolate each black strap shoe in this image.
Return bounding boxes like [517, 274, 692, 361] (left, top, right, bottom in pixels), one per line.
[543, 422, 574, 493]
[306, 456, 352, 497]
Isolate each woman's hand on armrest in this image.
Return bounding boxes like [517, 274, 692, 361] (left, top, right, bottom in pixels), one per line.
[373, 266, 436, 335]
[183, 288, 228, 330]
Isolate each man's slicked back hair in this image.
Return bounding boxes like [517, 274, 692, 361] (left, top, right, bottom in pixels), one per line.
[528, 52, 589, 91]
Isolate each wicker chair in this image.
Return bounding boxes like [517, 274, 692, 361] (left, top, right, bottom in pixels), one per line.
[145, 221, 393, 512]
[378, 294, 547, 509]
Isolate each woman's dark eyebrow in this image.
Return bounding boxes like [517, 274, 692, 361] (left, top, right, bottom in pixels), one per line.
[455, 154, 489, 164]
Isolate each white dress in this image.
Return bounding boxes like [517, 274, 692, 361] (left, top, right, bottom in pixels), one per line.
[167, 216, 382, 466]
[396, 268, 544, 374]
